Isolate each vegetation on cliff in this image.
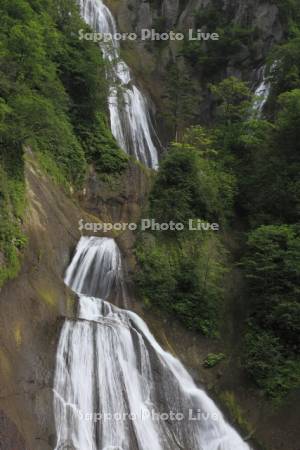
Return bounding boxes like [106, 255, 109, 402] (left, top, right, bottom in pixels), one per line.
[182, 0, 257, 80]
[1, 0, 299, 409]
[0, 0, 127, 287]
[135, 124, 235, 336]
[136, 65, 300, 400]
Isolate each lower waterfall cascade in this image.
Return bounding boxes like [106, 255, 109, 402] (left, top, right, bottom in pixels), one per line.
[53, 237, 251, 450]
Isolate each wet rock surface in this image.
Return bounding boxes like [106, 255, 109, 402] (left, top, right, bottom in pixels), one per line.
[0, 410, 27, 450]
[0, 156, 151, 449]
[0, 156, 84, 449]
[80, 161, 152, 225]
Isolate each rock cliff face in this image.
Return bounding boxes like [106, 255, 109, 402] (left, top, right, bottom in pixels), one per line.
[107, 0, 283, 140]
[0, 155, 82, 449]
[0, 410, 26, 450]
[112, 0, 283, 63]
[114, 0, 282, 36]
[0, 155, 151, 450]
[0, 156, 299, 450]
[0, 3, 297, 450]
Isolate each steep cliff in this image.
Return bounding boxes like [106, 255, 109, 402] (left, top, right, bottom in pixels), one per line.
[0, 154, 81, 449]
[0, 153, 151, 449]
[0, 1, 299, 449]
[108, 0, 284, 140]
[1, 154, 299, 450]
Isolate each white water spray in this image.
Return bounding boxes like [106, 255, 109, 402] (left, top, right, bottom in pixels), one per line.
[79, 0, 159, 169]
[53, 237, 251, 450]
[253, 65, 271, 114]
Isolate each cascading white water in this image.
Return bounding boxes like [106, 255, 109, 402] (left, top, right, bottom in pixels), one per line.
[64, 237, 127, 306]
[253, 65, 271, 114]
[79, 0, 159, 169]
[54, 236, 251, 450]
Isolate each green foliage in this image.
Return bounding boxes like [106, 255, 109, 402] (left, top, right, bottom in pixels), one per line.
[0, 164, 27, 287]
[243, 329, 284, 383]
[276, 89, 300, 154]
[207, 78, 258, 196]
[242, 225, 300, 299]
[161, 63, 200, 138]
[268, 0, 300, 106]
[0, 0, 126, 286]
[273, 0, 300, 27]
[135, 125, 231, 336]
[240, 91, 300, 224]
[202, 53, 300, 403]
[210, 77, 252, 124]
[243, 326, 300, 400]
[204, 353, 226, 368]
[52, 0, 107, 124]
[174, 235, 226, 336]
[150, 127, 236, 226]
[134, 235, 177, 308]
[0, 0, 124, 186]
[220, 391, 253, 435]
[135, 232, 227, 336]
[182, 1, 257, 79]
[147, 64, 300, 401]
[269, 35, 300, 99]
[78, 113, 128, 175]
[150, 145, 206, 224]
[35, 150, 70, 188]
[241, 225, 300, 400]
[14, 91, 87, 185]
[208, 78, 300, 226]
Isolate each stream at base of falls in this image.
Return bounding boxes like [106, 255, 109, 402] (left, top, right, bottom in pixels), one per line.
[53, 236, 251, 450]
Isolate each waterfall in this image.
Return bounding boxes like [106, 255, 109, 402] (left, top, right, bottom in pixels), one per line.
[79, 0, 159, 169]
[64, 237, 127, 306]
[253, 65, 271, 114]
[53, 236, 251, 450]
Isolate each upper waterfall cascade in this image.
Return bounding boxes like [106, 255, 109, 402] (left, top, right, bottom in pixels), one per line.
[53, 236, 251, 450]
[79, 0, 159, 169]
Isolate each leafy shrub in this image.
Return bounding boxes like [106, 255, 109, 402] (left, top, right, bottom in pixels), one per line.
[135, 232, 226, 337]
[150, 129, 236, 226]
[0, 164, 27, 287]
[78, 114, 128, 175]
[243, 326, 300, 400]
[241, 225, 300, 400]
[134, 235, 177, 308]
[204, 353, 226, 368]
[135, 126, 231, 336]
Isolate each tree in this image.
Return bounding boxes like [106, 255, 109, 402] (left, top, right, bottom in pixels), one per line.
[210, 76, 252, 124]
[241, 225, 300, 399]
[150, 127, 236, 225]
[162, 63, 199, 140]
